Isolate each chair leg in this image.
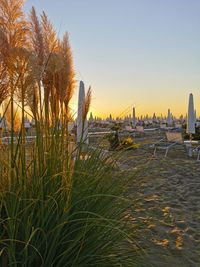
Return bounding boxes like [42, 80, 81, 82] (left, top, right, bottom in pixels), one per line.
[165, 148, 169, 157]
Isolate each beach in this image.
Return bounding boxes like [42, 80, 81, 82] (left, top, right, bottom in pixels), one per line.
[115, 134, 200, 266]
[1, 0, 200, 265]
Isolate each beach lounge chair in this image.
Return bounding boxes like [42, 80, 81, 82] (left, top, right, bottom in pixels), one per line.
[136, 126, 144, 133]
[124, 126, 135, 132]
[132, 126, 145, 137]
[192, 145, 200, 161]
[151, 132, 184, 157]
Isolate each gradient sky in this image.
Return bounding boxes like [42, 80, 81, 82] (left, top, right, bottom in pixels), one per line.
[24, 0, 200, 118]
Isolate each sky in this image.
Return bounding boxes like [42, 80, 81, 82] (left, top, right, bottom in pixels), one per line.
[24, 0, 200, 118]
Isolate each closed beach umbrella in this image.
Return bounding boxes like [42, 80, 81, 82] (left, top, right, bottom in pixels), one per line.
[77, 81, 88, 144]
[187, 93, 196, 135]
[167, 109, 173, 126]
[31, 118, 36, 126]
[132, 107, 137, 128]
[24, 116, 31, 129]
[153, 113, 156, 122]
[89, 112, 94, 122]
[84, 114, 89, 144]
[0, 116, 8, 131]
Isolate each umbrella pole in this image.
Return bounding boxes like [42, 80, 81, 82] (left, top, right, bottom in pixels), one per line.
[188, 133, 193, 157]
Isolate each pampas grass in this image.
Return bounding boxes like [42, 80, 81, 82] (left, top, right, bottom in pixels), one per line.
[0, 1, 143, 266]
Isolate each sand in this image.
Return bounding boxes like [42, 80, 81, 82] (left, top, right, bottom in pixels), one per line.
[116, 134, 200, 266]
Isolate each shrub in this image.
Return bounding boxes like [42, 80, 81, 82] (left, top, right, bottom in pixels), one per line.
[182, 124, 200, 140]
[0, 134, 142, 266]
[120, 137, 140, 150]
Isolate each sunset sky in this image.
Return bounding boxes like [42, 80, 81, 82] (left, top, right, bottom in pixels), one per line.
[24, 0, 200, 118]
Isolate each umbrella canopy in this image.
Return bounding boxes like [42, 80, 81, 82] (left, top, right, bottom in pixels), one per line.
[187, 93, 196, 135]
[77, 81, 88, 144]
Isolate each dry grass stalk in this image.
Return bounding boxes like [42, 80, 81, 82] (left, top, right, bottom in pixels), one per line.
[41, 11, 58, 57]
[4, 100, 21, 132]
[82, 86, 92, 121]
[0, 62, 9, 105]
[29, 7, 44, 67]
[60, 33, 76, 119]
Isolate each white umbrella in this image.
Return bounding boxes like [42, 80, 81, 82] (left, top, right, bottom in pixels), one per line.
[132, 107, 137, 128]
[77, 81, 88, 144]
[187, 93, 196, 136]
[89, 112, 94, 122]
[167, 109, 173, 126]
[31, 118, 36, 126]
[153, 113, 156, 122]
[24, 116, 31, 129]
[84, 114, 89, 144]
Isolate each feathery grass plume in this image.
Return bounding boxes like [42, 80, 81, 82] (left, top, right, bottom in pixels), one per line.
[59, 33, 76, 118]
[0, 0, 29, 169]
[41, 11, 58, 57]
[41, 12, 59, 124]
[82, 86, 92, 121]
[0, 61, 8, 105]
[0, 28, 9, 61]
[0, 28, 9, 105]
[43, 52, 63, 123]
[0, 0, 29, 49]
[6, 45, 38, 152]
[28, 7, 45, 120]
[12, 47, 39, 118]
[29, 7, 44, 67]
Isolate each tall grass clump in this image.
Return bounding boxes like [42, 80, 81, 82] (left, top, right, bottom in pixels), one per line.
[0, 1, 142, 266]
